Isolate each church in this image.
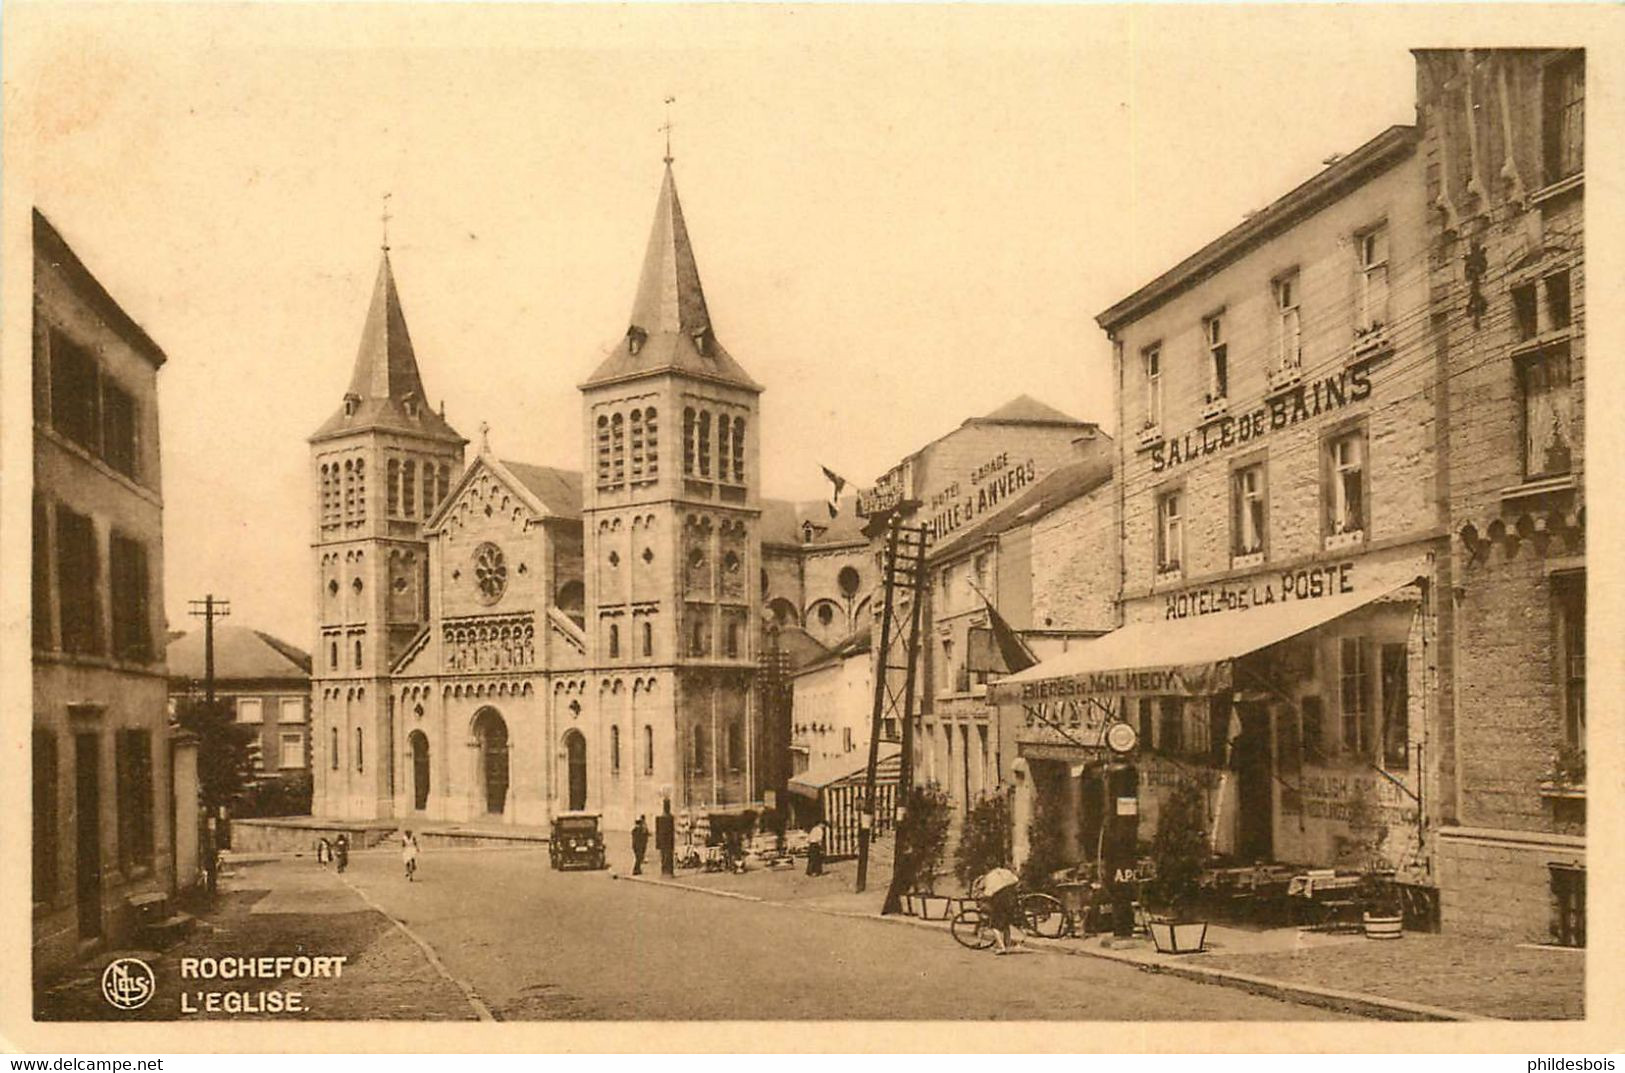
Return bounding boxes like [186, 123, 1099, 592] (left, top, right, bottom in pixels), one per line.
[307, 160, 862, 829]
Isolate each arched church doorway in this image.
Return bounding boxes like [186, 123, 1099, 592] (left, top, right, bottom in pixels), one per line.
[409, 730, 431, 811]
[563, 730, 587, 811]
[473, 708, 510, 815]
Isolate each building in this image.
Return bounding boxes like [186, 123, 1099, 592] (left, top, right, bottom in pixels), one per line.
[1000, 122, 1445, 887]
[310, 160, 857, 829]
[32, 210, 192, 976]
[167, 625, 313, 784]
[1416, 49, 1586, 944]
[790, 629, 872, 774]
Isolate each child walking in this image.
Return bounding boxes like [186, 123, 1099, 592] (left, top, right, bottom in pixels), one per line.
[401, 829, 420, 882]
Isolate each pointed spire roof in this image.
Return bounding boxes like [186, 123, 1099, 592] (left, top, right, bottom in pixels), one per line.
[311, 251, 465, 445]
[582, 163, 761, 393]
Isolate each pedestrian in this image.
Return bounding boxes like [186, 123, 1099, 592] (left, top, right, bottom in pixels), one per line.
[631, 816, 650, 875]
[315, 836, 330, 868]
[805, 819, 826, 877]
[401, 829, 419, 882]
[334, 832, 350, 874]
[980, 866, 1021, 954]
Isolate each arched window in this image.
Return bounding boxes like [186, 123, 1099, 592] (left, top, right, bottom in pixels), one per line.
[683, 408, 696, 475]
[630, 409, 645, 480]
[692, 724, 706, 773]
[438, 464, 450, 507]
[690, 618, 706, 656]
[732, 417, 746, 482]
[328, 640, 338, 669]
[596, 415, 611, 487]
[343, 460, 355, 520]
[645, 407, 659, 476]
[355, 726, 364, 773]
[421, 460, 435, 515]
[642, 620, 653, 658]
[725, 621, 740, 658]
[727, 723, 742, 772]
[330, 726, 339, 769]
[611, 726, 621, 774]
[387, 458, 400, 516]
[354, 638, 363, 669]
[717, 416, 732, 482]
[609, 623, 620, 658]
[698, 412, 712, 477]
[611, 413, 625, 486]
[402, 460, 416, 518]
[643, 725, 654, 775]
[355, 459, 366, 521]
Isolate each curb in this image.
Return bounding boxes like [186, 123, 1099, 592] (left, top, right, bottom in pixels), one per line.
[621, 872, 1486, 1022]
[338, 873, 496, 1022]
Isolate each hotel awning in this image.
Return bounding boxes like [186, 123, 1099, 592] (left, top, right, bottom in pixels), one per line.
[989, 556, 1428, 705]
[787, 746, 901, 799]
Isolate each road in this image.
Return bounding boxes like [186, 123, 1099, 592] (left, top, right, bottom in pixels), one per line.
[334, 846, 1357, 1021]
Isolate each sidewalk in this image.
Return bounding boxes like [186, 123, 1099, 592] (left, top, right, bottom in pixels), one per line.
[617, 850, 1583, 1021]
[34, 858, 479, 1021]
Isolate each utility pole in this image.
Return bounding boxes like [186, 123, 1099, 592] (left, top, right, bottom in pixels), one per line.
[855, 515, 901, 894]
[881, 523, 929, 915]
[188, 594, 231, 714]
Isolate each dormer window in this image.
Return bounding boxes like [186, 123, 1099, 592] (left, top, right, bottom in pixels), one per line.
[692, 329, 709, 357]
[343, 392, 361, 417]
[402, 391, 419, 418]
[627, 326, 647, 356]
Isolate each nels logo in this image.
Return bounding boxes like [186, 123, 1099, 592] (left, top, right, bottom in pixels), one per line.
[101, 957, 157, 1011]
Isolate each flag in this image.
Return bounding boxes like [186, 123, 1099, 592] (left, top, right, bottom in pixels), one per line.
[981, 594, 1037, 674]
[820, 466, 847, 519]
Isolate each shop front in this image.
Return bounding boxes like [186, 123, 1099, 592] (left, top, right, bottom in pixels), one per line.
[993, 552, 1437, 905]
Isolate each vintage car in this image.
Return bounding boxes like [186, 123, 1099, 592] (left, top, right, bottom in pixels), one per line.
[549, 812, 606, 871]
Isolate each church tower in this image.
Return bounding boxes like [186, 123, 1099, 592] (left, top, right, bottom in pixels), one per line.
[579, 161, 764, 824]
[309, 252, 466, 819]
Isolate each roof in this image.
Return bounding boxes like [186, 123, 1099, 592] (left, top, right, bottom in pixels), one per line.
[773, 626, 832, 673]
[971, 395, 1088, 427]
[33, 209, 168, 369]
[311, 253, 466, 445]
[760, 496, 867, 547]
[792, 627, 871, 676]
[582, 164, 761, 393]
[1097, 125, 1417, 333]
[166, 625, 312, 682]
[930, 451, 1114, 563]
[502, 461, 584, 521]
[989, 556, 1428, 704]
[788, 746, 901, 797]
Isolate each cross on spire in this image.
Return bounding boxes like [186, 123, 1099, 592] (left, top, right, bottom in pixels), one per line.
[661, 96, 676, 164]
[381, 192, 393, 252]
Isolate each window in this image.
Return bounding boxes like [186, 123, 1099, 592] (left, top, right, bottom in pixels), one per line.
[1274, 272, 1302, 374]
[1519, 344, 1574, 479]
[33, 730, 58, 904]
[50, 329, 100, 452]
[630, 410, 645, 480]
[611, 413, 625, 486]
[1157, 697, 1183, 754]
[388, 458, 401, 515]
[609, 623, 620, 659]
[682, 408, 696, 475]
[725, 621, 739, 659]
[727, 723, 742, 771]
[330, 727, 339, 769]
[1543, 52, 1584, 184]
[690, 618, 706, 657]
[33, 496, 51, 649]
[1141, 344, 1162, 431]
[1514, 271, 1572, 342]
[732, 418, 746, 482]
[644, 408, 659, 475]
[596, 415, 611, 487]
[101, 380, 137, 478]
[281, 697, 305, 725]
[1156, 489, 1183, 573]
[642, 621, 653, 658]
[1380, 643, 1409, 769]
[115, 729, 153, 873]
[55, 504, 101, 655]
[355, 727, 364, 772]
[438, 465, 451, 507]
[1357, 226, 1389, 333]
[1513, 281, 1539, 341]
[692, 725, 707, 773]
[940, 638, 955, 692]
[421, 462, 435, 516]
[237, 698, 264, 724]
[402, 460, 416, 518]
[1205, 314, 1228, 403]
[109, 533, 151, 661]
[611, 726, 621, 775]
[328, 640, 338, 670]
[717, 416, 732, 483]
[1339, 638, 1373, 757]
[279, 732, 304, 769]
[644, 725, 655, 775]
[843, 727, 854, 752]
[698, 412, 712, 477]
[1557, 576, 1585, 749]
[354, 638, 364, 669]
[1326, 430, 1366, 538]
[1232, 464, 1266, 558]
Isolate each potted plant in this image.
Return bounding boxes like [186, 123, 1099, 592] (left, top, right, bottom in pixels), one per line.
[894, 783, 952, 919]
[1145, 777, 1210, 954]
[1359, 875, 1404, 940]
[1343, 781, 1403, 939]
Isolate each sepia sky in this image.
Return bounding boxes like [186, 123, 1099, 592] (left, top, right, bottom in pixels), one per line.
[9, 4, 1551, 647]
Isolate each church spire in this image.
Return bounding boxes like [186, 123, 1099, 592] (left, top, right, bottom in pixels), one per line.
[582, 162, 760, 392]
[347, 252, 426, 402]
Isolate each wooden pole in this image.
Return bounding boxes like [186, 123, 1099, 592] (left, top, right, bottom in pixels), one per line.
[882, 524, 928, 915]
[855, 514, 902, 894]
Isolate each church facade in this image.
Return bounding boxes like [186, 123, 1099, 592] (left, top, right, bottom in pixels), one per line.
[309, 163, 784, 829]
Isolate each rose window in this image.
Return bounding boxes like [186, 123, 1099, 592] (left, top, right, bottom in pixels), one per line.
[473, 542, 508, 603]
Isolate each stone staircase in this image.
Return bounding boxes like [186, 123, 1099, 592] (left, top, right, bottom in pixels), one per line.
[127, 891, 194, 949]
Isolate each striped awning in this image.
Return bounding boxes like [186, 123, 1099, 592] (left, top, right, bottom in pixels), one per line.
[787, 746, 901, 798]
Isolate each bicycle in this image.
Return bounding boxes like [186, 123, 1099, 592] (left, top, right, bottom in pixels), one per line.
[949, 888, 1074, 950]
